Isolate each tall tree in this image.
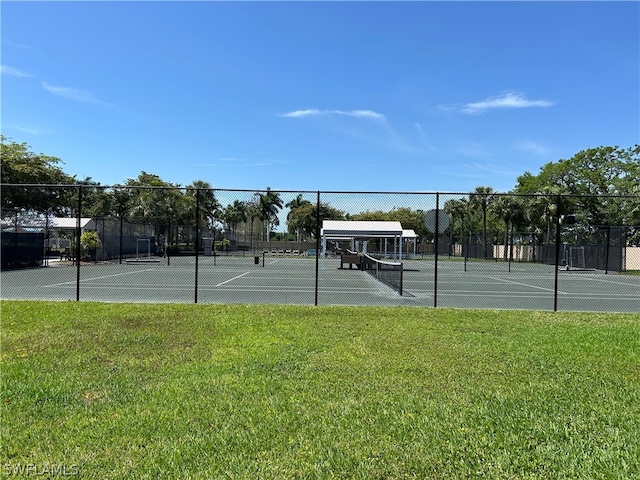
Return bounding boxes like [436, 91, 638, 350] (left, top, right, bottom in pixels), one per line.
[469, 186, 495, 258]
[222, 200, 247, 244]
[125, 172, 181, 246]
[287, 202, 345, 241]
[489, 195, 524, 260]
[257, 188, 283, 241]
[245, 198, 261, 251]
[285, 194, 312, 242]
[187, 180, 221, 231]
[444, 198, 469, 251]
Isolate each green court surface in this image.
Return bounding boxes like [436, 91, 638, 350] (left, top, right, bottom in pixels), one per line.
[1, 255, 638, 312]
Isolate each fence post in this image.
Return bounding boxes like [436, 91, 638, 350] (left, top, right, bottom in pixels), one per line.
[605, 225, 611, 275]
[119, 214, 123, 264]
[553, 195, 562, 312]
[75, 185, 82, 301]
[508, 222, 513, 273]
[194, 188, 200, 304]
[314, 191, 320, 306]
[434, 193, 439, 308]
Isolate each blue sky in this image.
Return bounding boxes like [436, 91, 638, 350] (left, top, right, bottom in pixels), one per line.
[2, 1, 639, 194]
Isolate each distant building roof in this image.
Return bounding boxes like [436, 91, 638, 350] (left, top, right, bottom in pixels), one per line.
[0, 217, 95, 232]
[48, 218, 95, 230]
[321, 220, 404, 238]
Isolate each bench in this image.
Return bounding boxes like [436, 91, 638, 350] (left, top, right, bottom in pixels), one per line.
[340, 254, 362, 270]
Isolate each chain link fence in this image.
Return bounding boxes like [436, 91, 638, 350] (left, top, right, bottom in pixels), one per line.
[2, 185, 639, 312]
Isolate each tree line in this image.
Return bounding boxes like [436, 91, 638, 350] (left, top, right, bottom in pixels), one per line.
[1, 136, 639, 248]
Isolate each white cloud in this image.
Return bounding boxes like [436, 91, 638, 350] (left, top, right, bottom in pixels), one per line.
[41, 81, 103, 104]
[414, 122, 440, 153]
[280, 109, 386, 121]
[346, 110, 386, 120]
[1, 65, 33, 78]
[12, 125, 42, 135]
[4, 42, 33, 50]
[460, 92, 555, 115]
[513, 140, 554, 156]
[280, 109, 322, 118]
[457, 142, 491, 158]
[195, 157, 290, 168]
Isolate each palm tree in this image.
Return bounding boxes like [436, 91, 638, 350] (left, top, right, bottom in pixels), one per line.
[188, 180, 221, 231]
[258, 187, 283, 242]
[444, 198, 469, 255]
[490, 195, 523, 260]
[245, 199, 260, 252]
[222, 200, 247, 245]
[470, 186, 495, 259]
[526, 191, 558, 244]
[125, 172, 177, 246]
[286, 194, 312, 242]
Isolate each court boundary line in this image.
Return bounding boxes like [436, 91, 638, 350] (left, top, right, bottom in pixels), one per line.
[44, 268, 156, 287]
[486, 275, 566, 294]
[215, 271, 250, 287]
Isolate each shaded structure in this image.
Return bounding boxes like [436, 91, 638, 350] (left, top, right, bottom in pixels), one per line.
[320, 220, 405, 268]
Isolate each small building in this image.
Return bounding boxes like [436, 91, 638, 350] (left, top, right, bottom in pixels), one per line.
[320, 220, 405, 267]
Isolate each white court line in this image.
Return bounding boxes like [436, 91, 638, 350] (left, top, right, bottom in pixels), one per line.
[215, 271, 250, 287]
[486, 275, 566, 294]
[268, 259, 280, 265]
[44, 268, 156, 287]
[588, 276, 640, 288]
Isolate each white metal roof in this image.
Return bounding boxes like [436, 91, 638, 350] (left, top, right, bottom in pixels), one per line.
[48, 218, 95, 229]
[321, 220, 403, 238]
[402, 229, 417, 239]
[0, 217, 95, 231]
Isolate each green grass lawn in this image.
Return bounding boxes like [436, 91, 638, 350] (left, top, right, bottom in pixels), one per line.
[2, 301, 639, 479]
[622, 269, 640, 276]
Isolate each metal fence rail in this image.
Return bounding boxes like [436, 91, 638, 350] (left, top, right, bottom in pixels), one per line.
[1, 185, 639, 312]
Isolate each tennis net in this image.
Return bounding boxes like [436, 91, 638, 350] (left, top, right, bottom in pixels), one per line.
[361, 254, 404, 295]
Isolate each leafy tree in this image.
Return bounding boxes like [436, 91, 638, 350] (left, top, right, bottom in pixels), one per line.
[80, 230, 102, 260]
[285, 194, 312, 242]
[348, 207, 427, 239]
[1, 136, 75, 213]
[515, 145, 640, 227]
[76, 177, 113, 219]
[444, 198, 469, 244]
[287, 202, 345, 241]
[387, 207, 427, 238]
[125, 172, 181, 246]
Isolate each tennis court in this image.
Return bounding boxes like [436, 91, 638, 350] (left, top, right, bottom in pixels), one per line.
[1, 255, 638, 312]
